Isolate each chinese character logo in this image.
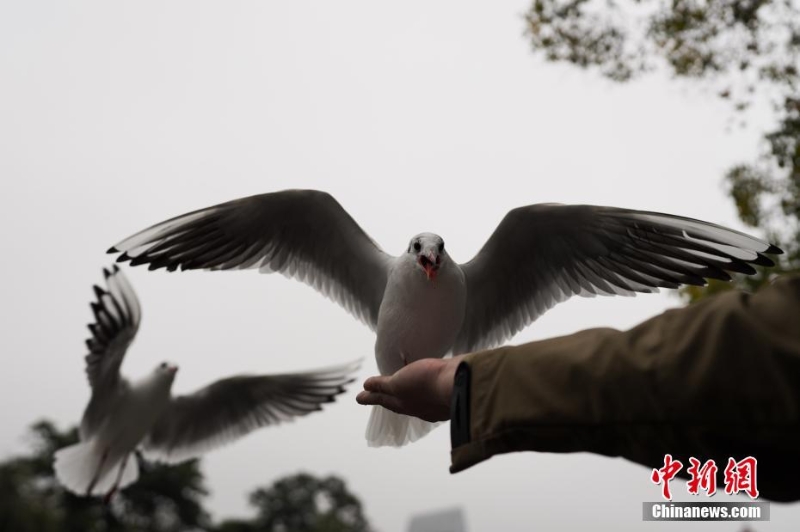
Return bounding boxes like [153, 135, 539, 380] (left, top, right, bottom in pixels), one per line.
[651, 454, 683, 500]
[651, 455, 758, 500]
[687, 458, 718, 496]
[724, 456, 759, 499]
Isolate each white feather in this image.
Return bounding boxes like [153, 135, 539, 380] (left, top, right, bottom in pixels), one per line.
[366, 406, 439, 447]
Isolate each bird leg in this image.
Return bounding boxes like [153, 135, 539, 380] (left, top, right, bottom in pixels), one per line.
[103, 453, 129, 505]
[86, 448, 110, 497]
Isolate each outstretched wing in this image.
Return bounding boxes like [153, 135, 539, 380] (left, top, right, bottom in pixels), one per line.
[140, 360, 361, 464]
[84, 265, 141, 390]
[108, 190, 393, 330]
[455, 204, 782, 353]
[80, 265, 141, 439]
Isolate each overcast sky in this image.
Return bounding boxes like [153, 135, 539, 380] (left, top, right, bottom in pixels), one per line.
[1, 1, 795, 531]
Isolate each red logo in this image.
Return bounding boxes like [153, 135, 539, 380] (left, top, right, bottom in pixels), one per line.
[651, 454, 683, 500]
[686, 458, 718, 496]
[651, 455, 758, 500]
[724, 457, 759, 499]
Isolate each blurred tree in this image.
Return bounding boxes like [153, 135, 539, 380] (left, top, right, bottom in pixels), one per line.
[1, 421, 373, 532]
[0, 420, 211, 532]
[524, 0, 800, 300]
[215, 473, 373, 532]
[524, 0, 799, 99]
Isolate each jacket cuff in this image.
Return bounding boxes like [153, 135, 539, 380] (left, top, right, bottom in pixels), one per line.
[450, 361, 471, 450]
[450, 349, 501, 473]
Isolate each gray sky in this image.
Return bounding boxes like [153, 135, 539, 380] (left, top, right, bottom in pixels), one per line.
[1, 1, 795, 531]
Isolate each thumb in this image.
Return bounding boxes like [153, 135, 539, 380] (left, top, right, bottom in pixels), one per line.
[363, 375, 393, 394]
[356, 390, 403, 413]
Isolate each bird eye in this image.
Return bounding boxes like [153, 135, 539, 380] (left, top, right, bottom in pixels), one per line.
[413, 241, 421, 252]
[438, 242, 444, 252]
[160, 362, 167, 369]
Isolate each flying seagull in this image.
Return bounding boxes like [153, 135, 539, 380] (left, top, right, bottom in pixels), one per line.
[108, 190, 782, 446]
[54, 265, 360, 501]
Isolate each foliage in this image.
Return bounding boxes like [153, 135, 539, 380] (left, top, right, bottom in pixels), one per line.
[683, 95, 800, 301]
[524, 0, 800, 301]
[216, 473, 372, 532]
[0, 420, 211, 532]
[0, 421, 372, 532]
[524, 0, 800, 93]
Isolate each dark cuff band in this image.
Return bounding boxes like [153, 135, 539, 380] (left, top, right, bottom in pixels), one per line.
[450, 361, 471, 449]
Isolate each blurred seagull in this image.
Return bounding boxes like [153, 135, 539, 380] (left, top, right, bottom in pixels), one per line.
[108, 190, 782, 446]
[54, 265, 359, 501]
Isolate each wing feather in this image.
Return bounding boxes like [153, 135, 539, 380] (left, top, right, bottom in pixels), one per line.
[109, 190, 392, 330]
[83, 266, 140, 390]
[80, 266, 140, 439]
[140, 360, 361, 464]
[455, 204, 782, 353]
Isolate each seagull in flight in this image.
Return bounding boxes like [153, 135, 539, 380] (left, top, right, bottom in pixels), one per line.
[108, 190, 782, 446]
[54, 265, 359, 501]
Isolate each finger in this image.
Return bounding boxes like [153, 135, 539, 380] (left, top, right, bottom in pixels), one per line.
[356, 391, 380, 405]
[363, 375, 393, 394]
[356, 391, 404, 414]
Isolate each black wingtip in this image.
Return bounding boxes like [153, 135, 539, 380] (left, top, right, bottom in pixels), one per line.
[92, 285, 105, 299]
[766, 244, 784, 255]
[107, 246, 119, 254]
[706, 269, 732, 283]
[727, 260, 757, 276]
[129, 254, 149, 267]
[752, 253, 775, 267]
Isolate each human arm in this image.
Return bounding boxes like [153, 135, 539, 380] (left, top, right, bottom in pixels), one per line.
[358, 275, 800, 501]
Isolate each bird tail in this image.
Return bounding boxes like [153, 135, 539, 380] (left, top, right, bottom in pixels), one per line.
[54, 442, 139, 496]
[365, 405, 439, 447]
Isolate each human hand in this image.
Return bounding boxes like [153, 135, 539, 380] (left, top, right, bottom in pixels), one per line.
[355, 356, 464, 423]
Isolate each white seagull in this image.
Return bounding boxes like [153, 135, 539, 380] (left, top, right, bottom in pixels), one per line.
[108, 190, 782, 446]
[54, 265, 360, 501]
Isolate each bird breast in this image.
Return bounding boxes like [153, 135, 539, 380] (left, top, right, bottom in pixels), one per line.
[374, 258, 466, 375]
[94, 381, 171, 454]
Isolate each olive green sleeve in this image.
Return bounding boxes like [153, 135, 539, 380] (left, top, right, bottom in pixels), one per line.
[450, 275, 800, 501]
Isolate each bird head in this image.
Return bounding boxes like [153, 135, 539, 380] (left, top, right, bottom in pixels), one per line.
[154, 361, 179, 384]
[408, 233, 445, 281]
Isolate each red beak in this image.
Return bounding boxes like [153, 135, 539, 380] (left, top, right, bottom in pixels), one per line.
[420, 252, 440, 280]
